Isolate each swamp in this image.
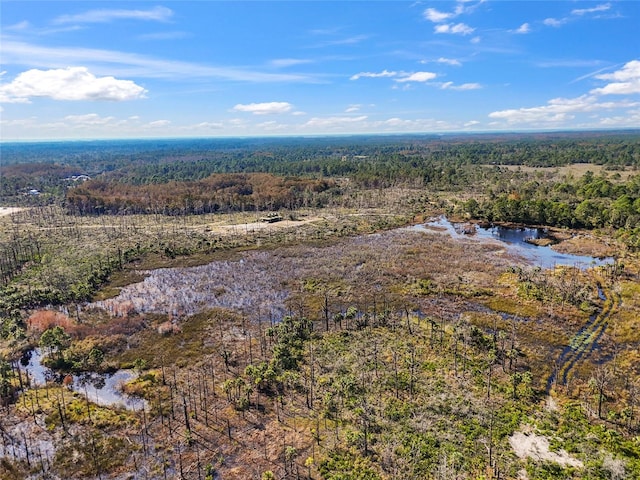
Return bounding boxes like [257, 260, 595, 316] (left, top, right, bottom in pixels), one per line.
[1, 133, 640, 479]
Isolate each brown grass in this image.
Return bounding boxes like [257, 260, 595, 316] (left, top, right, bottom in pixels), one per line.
[500, 163, 637, 182]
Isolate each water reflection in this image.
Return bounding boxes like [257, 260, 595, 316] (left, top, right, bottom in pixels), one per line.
[414, 216, 614, 270]
[20, 349, 146, 410]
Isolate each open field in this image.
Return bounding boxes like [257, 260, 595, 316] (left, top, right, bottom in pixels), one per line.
[500, 163, 638, 181]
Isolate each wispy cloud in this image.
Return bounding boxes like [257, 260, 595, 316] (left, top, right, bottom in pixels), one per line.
[514, 23, 531, 34]
[232, 102, 294, 115]
[543, 17, 567, 28]
[440, 81, 482, 90]
[311, 34, 370, 48]
[64, 113, 117, 125]
[0, 67, 147, 103]
[536, 59, 604, 68]
[304, 115, 368, 129]
[138, 31, 190, 41]
[270, 58, 313, 68]
[350, 70, 398, 81]
[53, 6, 173, 24]
[191, 122, 224, 130]
[0, 114, 227, 138]
[1, 40, 317, 83]
[544, 2, 613, 29]
[146, 120, 171, 128]
[570, 63, 625, 83]
[436, 57, 462, 66]
[5, 20, 31, 31]
[571, 3, 611, 16]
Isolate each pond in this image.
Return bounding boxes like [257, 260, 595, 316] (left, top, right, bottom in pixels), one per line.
[413, 216, 614, 270]
[20, 349, 147, 411]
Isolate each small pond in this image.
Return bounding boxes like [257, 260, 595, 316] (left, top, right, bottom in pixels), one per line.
[414, 216, 614, 270]
[20, 349, 147, 411]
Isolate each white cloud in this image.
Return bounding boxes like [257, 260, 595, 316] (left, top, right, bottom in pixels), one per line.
[591, 60, 640, 95]
[54, 6, 173, 24]
[191, 122, 224, 129]
[304, 115, 368, 128]
[488, 59, 639, 127]
[424, 8, 454, 23]
[464, 120, 480, 127]
[350, 70, 397, 80]
[145, 120, 171, 128]
[395, 72, 437, 83]
[437, 57, 462, 66]
[441, 82, 482, 90]
[435, 23, 475, 35]
[345, 104, 361, 113]
[471, 36, 481, 44]
[489, 95, 638, 124]
[514, 23, 531, 34]
[571, 3, 611, 16]
[543, 18, 566, 27]
[256, 121, 288, 131]
[369, 117, 463, 132]
[64, 113, 117, 125]
[0, 67, 147, 103]
[232, 102, 293, 115]
[598, 109, 640, 127]
[423, 1, 484, 24]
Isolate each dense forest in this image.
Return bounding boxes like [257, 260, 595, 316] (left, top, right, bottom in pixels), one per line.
[2, 131, 639, 202]
[1, 131, 640, 479]
[65, 173, 337, 215]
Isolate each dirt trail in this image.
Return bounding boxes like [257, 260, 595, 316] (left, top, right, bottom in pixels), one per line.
[546, 281, 619, 391]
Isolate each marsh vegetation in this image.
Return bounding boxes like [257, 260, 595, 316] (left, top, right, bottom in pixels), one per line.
[1, 132, 639, 479]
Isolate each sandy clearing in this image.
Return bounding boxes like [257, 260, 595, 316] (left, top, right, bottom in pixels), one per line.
[213, 217, 319, 233]
[0, 207, 24, 217]
[510, 431, 583, 468]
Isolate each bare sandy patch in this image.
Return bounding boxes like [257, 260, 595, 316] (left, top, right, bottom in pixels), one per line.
[0, 207, 23, 217]
[213, 216, 319, 233]
[510, 431, 583, 468]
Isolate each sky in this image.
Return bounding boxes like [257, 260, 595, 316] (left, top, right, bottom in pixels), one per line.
[1, 1, 639, 140]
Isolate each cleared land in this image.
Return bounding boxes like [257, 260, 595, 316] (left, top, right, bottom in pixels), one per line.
[501, 163, 637, 181]
[0, 207, 24, 217]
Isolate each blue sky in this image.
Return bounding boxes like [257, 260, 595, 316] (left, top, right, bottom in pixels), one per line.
[1, 1, 639, 140]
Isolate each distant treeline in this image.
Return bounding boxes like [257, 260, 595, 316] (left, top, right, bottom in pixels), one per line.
[2, 131, 639, 207]
[66, 173, 337, 215]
